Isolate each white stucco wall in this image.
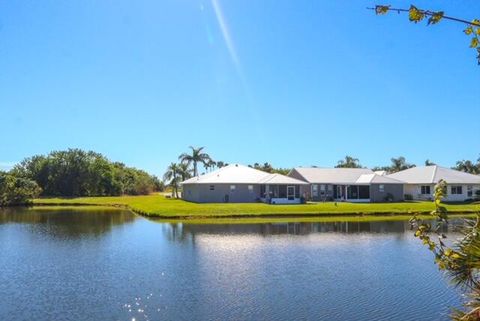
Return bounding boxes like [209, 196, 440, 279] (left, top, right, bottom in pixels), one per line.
[404, 184, 480, 202]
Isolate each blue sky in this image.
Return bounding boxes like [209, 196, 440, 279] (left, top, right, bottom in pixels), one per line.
[1, 0, 479, 176]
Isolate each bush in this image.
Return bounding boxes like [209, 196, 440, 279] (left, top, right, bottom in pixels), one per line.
[384, 193, 394, 202]
[0, 172, 41, 206]
[404, 194, 413, 201]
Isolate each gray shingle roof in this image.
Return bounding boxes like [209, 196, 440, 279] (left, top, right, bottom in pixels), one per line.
[291, 167, 374, 184]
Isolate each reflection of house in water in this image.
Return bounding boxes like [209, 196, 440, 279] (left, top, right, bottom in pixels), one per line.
[165, 221, 427, 241]
[162, 219, 459, 244]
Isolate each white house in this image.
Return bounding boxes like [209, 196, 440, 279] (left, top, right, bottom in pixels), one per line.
[387, 165, 480, 202]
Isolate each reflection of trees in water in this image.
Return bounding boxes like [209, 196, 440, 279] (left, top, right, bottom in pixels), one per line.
[0, 208, 136, 238]
[161, 223, 195, 245]
[162, 220, 461, 244]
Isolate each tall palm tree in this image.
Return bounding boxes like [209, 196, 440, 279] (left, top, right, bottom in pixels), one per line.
[163, 163, 181, 198]
[178, 146, 213, 176]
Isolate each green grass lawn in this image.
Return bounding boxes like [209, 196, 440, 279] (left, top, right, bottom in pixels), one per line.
[33, 194, 480, 219]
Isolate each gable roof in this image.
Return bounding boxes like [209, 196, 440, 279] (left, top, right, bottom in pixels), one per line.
[387, 165, 480, 184]
[290, 167, 374, 184]
[181, 164, 307, 185]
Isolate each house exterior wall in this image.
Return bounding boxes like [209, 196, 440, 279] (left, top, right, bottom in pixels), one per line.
[404, 184, 480, 202]
[289, 182, 404, 203]
[370, 184, 404, 202]
[182, 183, 261, 203]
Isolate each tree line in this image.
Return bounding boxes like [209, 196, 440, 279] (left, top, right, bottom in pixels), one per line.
[335, 155, 480, 174]
[0, 149, 163, 206]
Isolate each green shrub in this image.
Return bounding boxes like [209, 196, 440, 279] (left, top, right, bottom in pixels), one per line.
[0, 172, 41, 206]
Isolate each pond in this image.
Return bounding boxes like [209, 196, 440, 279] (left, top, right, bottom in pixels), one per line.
[0, 208, 461, 321]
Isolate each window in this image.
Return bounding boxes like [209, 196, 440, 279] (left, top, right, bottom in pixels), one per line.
[279, 185, 287, 198]
[312, 184, 318, 197]
[320, 184, 326, 195]
[209, 185, 215, 191]
[295, 185, 300, 198]
[379, 184, 385, 193]
[451, 186, 463, 195]
[248, 185, 254, 192]
[359, 186, 370, 199]
[468, 186, 473, 197]
[230, 185, 236, 191]
[421, 186, 431, 195]
[347, 186, 359, 199]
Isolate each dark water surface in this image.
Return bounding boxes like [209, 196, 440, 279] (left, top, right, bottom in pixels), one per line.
[0, 208, 461, 321]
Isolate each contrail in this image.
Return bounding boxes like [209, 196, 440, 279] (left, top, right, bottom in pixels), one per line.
[211, 0, 242, 78]
[209, 0, 267, 149]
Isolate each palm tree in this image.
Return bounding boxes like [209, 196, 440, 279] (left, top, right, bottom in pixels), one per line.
[178, 146, 213, 176]
[177, 163, 192, 182]
[335, 155, 362, 168]
[454, 160, 479, 174]
[389, 156, 415, 173]
[204, 159, 217, 173]
[163, 163, 181, 198]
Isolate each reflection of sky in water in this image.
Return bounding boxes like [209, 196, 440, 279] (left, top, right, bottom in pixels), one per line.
[0, 208, 462, 321]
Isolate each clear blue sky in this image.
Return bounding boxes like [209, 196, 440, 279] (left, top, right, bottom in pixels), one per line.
[1, 0, 479, 176]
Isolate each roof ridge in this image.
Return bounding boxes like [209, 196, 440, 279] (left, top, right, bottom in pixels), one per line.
[431, 165, 438, 183]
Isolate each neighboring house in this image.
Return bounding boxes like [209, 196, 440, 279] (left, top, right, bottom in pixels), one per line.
[181, 164, 308, 204]
[387, 165, 480, 202]
[288, 167, 404, 202]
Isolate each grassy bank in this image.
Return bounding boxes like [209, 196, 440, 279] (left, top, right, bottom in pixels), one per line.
[33, 194, 480, 219]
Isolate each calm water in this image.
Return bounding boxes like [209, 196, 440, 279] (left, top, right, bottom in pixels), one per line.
[0, 208, 462, 321]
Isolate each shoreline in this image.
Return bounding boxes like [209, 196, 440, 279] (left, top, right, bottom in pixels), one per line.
[17, 194, 480, 222]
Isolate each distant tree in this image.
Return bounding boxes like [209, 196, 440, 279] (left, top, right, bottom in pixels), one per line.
[204, 159, 217, 172]
[216, 161, 227, 168]
[179, 146, 213, 177]
[10, 149, 158, 197]
[335, 156, 362, 168]
[163, 163, 181, 198]
[453, 159, 480, 174]
[372, 157, 415, 174]
[248, 162, 291, 175]
[0, 172, 41, 206]
[425, 159, 436, 166]
[389, 157, 416, 173]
